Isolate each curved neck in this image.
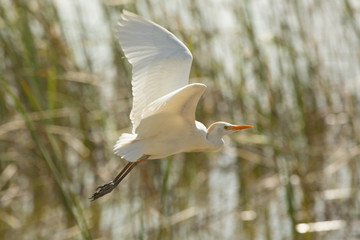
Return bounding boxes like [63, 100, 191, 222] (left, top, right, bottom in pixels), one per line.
[206, 129, 224, 150]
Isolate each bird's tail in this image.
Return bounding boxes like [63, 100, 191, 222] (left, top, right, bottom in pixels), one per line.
[113, 133, 146, 162]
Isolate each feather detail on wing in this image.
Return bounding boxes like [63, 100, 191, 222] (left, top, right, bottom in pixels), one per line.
[113, 133, 147, 162]
[134, 83, 207, 136]
[117, 11, 193, 132]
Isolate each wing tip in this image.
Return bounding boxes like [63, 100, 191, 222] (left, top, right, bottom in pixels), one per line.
[189, 83, 207, 90]
[121, 10, 136, 18]
[119, 10, 147, 23]
[122, 10, 135, 16]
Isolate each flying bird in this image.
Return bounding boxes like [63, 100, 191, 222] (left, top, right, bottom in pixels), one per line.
[90, 11, 253, 201]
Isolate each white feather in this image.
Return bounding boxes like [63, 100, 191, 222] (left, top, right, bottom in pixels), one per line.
[134, 83, 206, 137]
[113, 133, 146, 162]
[113, 11, 253, 163]
[116, 10, 193, 133]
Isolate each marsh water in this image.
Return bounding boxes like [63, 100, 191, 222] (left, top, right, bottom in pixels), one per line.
[1, 0, 360, 239]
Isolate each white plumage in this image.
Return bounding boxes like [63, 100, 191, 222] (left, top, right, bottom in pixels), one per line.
[91, 11, 253, 200]
[116, 11, 193, 132]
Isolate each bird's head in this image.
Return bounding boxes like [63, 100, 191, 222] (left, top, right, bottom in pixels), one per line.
[207, 121, 253, 139]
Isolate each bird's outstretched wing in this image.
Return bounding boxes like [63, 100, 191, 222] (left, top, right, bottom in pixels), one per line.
[134, 83, 207, 138]
[117, 11, 193, 132]
[141, 83, 206, 122]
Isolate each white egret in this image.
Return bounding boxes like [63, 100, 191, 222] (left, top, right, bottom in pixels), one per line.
[90, 11, 253, 201]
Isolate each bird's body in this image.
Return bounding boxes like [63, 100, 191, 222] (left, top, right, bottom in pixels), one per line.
[113, 83, 226, 161]
[90, 11, 253, 201]
[117, 120, 223, 160]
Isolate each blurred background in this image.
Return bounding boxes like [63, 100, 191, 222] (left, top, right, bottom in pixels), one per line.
[1, 0, 360, 239]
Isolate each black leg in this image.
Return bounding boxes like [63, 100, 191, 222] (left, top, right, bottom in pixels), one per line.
[90, 155, 150, 201]
[112, 161, 138, 186]
[90, 162, 136, 201]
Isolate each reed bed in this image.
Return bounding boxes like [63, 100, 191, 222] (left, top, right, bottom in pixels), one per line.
[1, 0, 359, 239]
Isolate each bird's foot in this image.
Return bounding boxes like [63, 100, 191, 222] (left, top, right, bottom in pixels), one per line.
[90, 181, 116, 201]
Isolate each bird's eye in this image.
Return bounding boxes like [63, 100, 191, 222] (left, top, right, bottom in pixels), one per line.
[224, 126, 229, 130]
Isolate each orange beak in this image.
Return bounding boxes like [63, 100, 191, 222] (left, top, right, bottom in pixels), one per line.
[228, 125, 254, 131]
